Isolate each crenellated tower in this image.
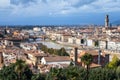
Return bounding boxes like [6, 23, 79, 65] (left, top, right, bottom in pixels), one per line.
[105, 14, 109, 28]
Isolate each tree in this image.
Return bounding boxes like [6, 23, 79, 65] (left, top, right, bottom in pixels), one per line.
[0, 60, 33, 80]
[14, 59, 27, 80]
[89, 68, 116, 80]
[46, 66, 86, 80]
[81, 53, 93, 80]
[40, 44, 69, 56]
[58, 47, 69, 56]
[116, 66, 120, 80]
[46, 68, 67, 80]
[31, 73, 45, 80]
[66, 66, 81, 80]
[69, 61, 74, 66]
[107, 55, 120, 69]
[40, 44, 48, 53]
[0, 65, 18, 80]
[48, 48, 54, 54]
[23, 66, 33, 80]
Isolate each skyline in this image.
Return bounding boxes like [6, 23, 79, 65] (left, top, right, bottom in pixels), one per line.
[0, 0, 120, 25]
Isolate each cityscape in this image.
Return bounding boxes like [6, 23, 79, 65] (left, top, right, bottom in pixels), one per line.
[0, 0, 120, 80]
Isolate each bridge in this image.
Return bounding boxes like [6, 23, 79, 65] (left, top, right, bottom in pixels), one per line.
[29, 35, 47, 41]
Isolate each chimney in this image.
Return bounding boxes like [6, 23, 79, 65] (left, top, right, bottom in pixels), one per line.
[98, 49, 101, 65]
[0, 53, 4, 64]
[105, 41, 108, 49]
[74, 47, 78, 66]
[105, 54, 109, 65]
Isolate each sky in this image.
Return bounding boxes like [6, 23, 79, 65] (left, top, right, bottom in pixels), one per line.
[0, 0, 120, 25]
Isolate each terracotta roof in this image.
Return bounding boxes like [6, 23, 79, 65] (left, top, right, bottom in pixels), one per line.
[34, 53, 48, 57]
[44, 56, 71, 62]
[90, 63, 101, 68]
[79, 50, 106, 57]
[77, 62, 101, 68]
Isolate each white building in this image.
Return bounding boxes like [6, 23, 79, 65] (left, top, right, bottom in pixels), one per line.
[107, 41, 116, 50]
[1, 40, 13, 46]
[68, 37, 76, 44]
[33, 27, 41, 32]
[76, 38, 81, 45]
[116, 42, 120, 51]
[20, 43, 37, 50]
[86, 39, 93, 47]
[99, 40, 106, 49]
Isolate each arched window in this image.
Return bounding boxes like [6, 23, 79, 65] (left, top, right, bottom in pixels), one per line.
[81, 39, 84, 44]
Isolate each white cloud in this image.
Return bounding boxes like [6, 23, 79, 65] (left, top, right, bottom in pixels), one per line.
[0, 0, 120, 17]
[90, 0, 120, 12]
[0, 0, 10, 7]
[10, 0, 98, 16]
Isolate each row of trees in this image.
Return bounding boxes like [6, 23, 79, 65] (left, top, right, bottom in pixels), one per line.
[1, 60, 120, 80]
[0, 54, 120, 80]
[46, 66, 120, 80]
[40, 44, 69, 56]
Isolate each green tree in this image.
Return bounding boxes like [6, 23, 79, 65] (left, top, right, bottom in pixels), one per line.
[23, 66, 33, 80]
[48, 48, 54, 54]
[0, 65, 18, 80]
[66, 67, 80, 80]
[81, 53, 93, 80]
[40, 44, 69, 56]
[116, 66, 120, 80]
[46, 68, 67, 80]
[69, 61, 74, 66]
[46, 66, 86, 80]
[41, 45, 48, 53]
[14, 59, 26, 80]
[14, 59, 33, 80]
[0, 60, 33, 80]
[31, 73, 45, 80]
[107, 55, 120, 69]
[89, 68, 116, 80]
[58, 47, 69, 56]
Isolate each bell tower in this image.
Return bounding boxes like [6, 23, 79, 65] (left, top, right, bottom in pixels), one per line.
[105, 14, 109, 28]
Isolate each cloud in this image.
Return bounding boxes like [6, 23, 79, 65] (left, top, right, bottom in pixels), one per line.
[10, 0, 37, 5]
[0, 0, 10, 7]
[9, 0, 99, 16]
[0, 0, 120, 17]
[90, 0, 120, 12]
[69, 0, 97, 8]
